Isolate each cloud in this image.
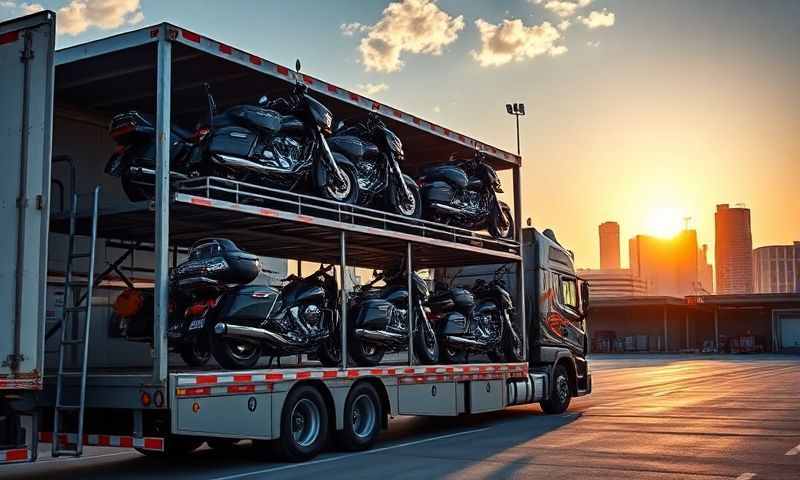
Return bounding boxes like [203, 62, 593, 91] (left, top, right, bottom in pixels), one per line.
[351, 0, 465, 73]
[340, 22, 367, 37]
[471, 18, 565, 67]
[586, 40, 600, 47]
[557, 19, 571, 31]
[540, 0, 592, 18]
[0, 1, 17, 8]
[20, 2, 42, 14]
[56, 0, 144, 36]
[581, 9, 615, 29]
[355, 82, 389, 96]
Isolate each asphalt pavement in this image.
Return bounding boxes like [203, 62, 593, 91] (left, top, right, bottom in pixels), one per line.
[2, 354, 798, 479]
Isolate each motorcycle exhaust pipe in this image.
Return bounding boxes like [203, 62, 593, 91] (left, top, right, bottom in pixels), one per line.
[214, 323, 298, 346]
[129, 166, 189, 181]
[431, 202, 462, 214]
[354, 328, 405, 343]
[444, 335, 486, 349]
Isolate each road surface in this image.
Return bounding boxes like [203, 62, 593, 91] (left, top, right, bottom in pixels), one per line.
[2, 355, 798, 479]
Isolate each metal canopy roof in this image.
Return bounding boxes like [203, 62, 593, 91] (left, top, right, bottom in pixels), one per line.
[54, 23, 521, 175]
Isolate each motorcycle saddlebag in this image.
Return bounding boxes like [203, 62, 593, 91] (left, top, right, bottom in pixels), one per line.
[354, 298, 393, 330]
[421, 181, 453, 204]
[207, 126, 257, 159]
[173, 238, 261, 288]
[215, 285, 279, 324]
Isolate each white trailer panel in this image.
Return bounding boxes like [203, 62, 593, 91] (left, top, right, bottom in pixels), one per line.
[0, 10, 55, 388]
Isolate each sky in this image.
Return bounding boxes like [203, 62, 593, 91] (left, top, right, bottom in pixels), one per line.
[2, 0, 798, 269]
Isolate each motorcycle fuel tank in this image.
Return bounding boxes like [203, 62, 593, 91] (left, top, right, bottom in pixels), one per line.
[422, 165, 468, 189]
[449, 287, 475, 310]
[382, 285, 409, 305]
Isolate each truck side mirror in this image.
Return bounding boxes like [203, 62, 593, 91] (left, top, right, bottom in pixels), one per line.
[580, 281, 590, 313]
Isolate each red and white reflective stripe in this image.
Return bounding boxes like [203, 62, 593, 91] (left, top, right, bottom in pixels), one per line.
[0, 376, 42, 390]
[176, 383, 273, 398]
[0, 447, 30, 464]
[38, 432, 165, 451]
[165, 27, 519, 164]
[175, 363, 527, 388]
[0, 29, 20, 46]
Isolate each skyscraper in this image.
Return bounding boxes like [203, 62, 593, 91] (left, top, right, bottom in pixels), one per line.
[629, 229, 699, 296]
[599, 221, 620, 269]
[753, 242, 800, 293]
[715, 204, 753, 294]
[697, 244, 714, 293]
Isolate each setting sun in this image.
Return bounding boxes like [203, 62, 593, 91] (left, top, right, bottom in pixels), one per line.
[644, 207, 684, 238]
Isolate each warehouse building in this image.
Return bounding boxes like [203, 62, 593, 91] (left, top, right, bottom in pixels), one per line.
[588, 293, 800, 354]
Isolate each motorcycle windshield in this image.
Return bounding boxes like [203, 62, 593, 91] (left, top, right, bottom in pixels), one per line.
[382, 126, 403, 158]
[305, 94, 333, 130]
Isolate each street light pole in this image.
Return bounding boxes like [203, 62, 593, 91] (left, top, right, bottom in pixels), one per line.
[505, 102, 525, 156]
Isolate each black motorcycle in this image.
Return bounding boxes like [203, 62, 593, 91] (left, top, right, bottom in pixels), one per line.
[348, 265, 438, 366]
[199, 60, 359, 205]
[328, 113, 421, 217]
[417, 151, 514, 239]
[429, 265, 523, 363]
[170, 239, 340, 370]
[104, 111, 199, 202]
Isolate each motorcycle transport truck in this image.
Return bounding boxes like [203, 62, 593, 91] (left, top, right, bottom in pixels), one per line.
[0, 10, 590, 465]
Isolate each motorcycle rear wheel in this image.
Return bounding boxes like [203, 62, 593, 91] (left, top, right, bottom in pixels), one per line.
[210, 335, 261, 370]
[349, 338, 385, 367]
[316, 337, 341, 367]
[414, 319, 439, 365]
[178, 336, 211, 367]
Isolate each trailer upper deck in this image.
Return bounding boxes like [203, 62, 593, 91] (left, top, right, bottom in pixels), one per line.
[54, 23, 521, 175]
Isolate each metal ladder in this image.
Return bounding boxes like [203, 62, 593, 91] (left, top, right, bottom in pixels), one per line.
[52, 186, 101, 458]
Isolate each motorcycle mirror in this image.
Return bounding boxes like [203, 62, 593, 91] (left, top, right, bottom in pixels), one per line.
[258, 95, 268, 106]
[336, 120, 344, 132]
[295, 59, 301, 73]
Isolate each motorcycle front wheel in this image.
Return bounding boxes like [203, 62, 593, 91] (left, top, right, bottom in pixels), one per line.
[414, 319, 439, 365]
[488, 201, 515, 239]
[210, 335, 261, 370]
[322, 163, 360, 205]
[389, 175, 422, 218]
[503, 325, 525, 362]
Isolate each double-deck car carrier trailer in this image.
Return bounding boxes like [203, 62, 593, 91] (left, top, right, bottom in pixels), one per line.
[0, 11, 590, 464]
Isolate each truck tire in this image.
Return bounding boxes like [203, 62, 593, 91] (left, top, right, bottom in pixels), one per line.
[277, 385, 329, 462]
[336, 382, 382, 451]
[540, 364, 571, 414]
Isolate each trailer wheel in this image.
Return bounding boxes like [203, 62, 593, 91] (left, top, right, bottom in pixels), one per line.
[540, 365, 571, 414]
[278, 385, 329, 462]
[337, 382, 381, 451]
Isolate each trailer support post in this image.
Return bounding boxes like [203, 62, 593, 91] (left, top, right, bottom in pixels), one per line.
[512, 165, 526, 361]
[714, 308, 719, 352]
[662, 306, 669, 353]
[407, 242, 413, 366]
[685, 311, 690, 350]
[153, 34, 171, 384]
[339, 231, 347, 370]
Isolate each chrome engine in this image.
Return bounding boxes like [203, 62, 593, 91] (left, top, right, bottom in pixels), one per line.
[355, 157, 381, 192]
[453, 190, 486, 217]
[262, 136, 303, 171]
[386, 305, 408, 333]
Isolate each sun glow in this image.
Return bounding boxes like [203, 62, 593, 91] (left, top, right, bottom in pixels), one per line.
[644, 207, 684, 238]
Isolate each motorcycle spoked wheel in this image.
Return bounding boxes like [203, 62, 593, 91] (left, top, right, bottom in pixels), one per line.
[388, 176, 422, 218]
[322, 163, 360, 205]
[413, 318, 439, 365]
[489, 201, 514, 239]
[210, 334, 261, 370]
[178, 334, 211, 367]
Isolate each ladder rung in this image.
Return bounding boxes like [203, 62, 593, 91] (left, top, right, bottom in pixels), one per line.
[63, 306, 88, 313]
[56, 404, 81, 410]
[69, 252, 91, 259]
[61, 338, 84, 346]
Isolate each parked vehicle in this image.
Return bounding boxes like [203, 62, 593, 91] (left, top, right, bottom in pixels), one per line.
[328, 113, 421, 217]
[417, 151, 514, 238]
[429, 265, 523, 364]
[171, 239, 341, 370]
[104, 111, 198, 201]
[348, 264, 438, 366]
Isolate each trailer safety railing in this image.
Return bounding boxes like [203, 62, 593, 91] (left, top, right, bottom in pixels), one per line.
[175, 176, 520, 255]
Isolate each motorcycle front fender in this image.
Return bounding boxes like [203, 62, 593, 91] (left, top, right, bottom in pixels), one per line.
[314, 148, 356, 190]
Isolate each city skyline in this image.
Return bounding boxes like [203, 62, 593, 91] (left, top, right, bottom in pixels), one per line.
[2, 0, 797, 269]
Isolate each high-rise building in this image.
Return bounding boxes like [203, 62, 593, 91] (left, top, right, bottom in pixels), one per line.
[753, 242, 800, 293]
[715, 204, 753, 294]
[599, 221, 620, 269]
[629, 229, 699, 296]
[697, 244, 714, 293]
[577, 268, 647, 298]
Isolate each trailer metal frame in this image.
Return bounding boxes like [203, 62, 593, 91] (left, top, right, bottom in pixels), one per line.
[34, 20, 534, 456]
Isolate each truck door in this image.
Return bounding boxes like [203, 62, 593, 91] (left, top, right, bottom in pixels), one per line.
[553, 274, 587, 352]
[0, 10, 55, 382]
